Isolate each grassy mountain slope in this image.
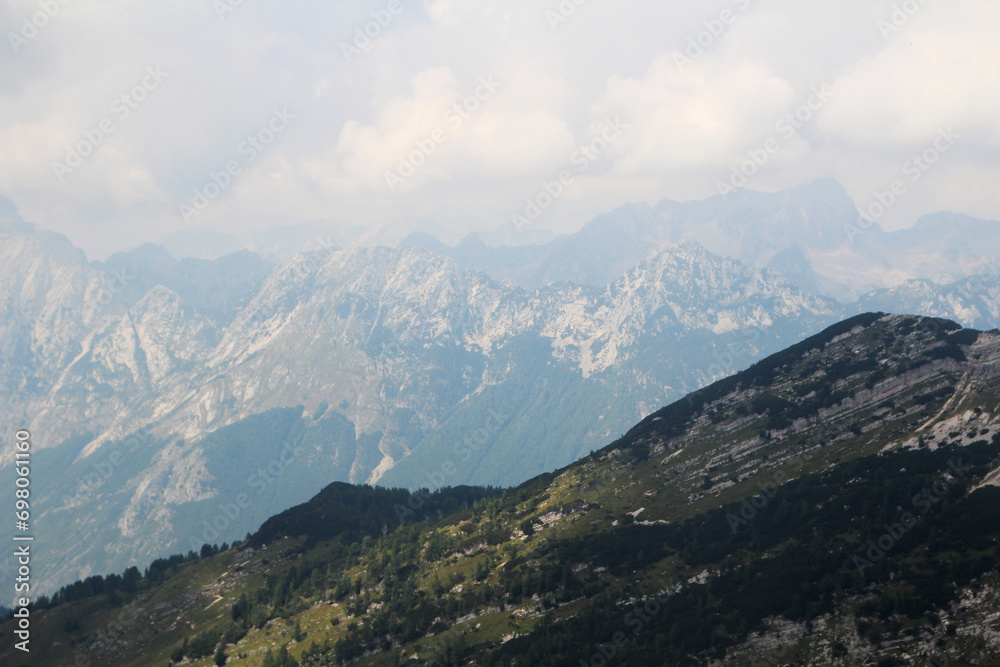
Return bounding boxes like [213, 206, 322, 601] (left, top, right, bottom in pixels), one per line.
[4, 313, 1000, 666]
[3, 235, 846, 596]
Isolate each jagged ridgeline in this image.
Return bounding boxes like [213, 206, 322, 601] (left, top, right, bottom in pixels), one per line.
[7, 201, 1000, 598]
[4, 313, 1000, 666]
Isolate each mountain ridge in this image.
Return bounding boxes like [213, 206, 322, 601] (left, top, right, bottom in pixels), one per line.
[5, 313, 1000, 666]
[3, 186, 1000, 596]
[398, 179, 1000, 302]
[1, 234, 844, 594]
[3, 208, 1000, 596]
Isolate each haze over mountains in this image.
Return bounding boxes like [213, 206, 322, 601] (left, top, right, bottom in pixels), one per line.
[157, 179, 1000, 304]
[5, 313, 1000, 666]
[1, 181, 999, 594]
[401, 179, 1000, 302]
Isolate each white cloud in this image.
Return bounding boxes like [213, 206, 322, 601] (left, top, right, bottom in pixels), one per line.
[0, 0, 998, 257]
[322, 63, 576, 196]
[820, 0, 1000, 149]
[595, 53, 796, 174]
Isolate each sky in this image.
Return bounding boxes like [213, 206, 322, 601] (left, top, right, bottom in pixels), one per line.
[1, 0, 998, 259]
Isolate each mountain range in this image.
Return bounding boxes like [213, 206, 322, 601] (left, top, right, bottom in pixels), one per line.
[401, 179, 1000, 303]
[4, 313, 999, 666]
[1, 182, 999, 596]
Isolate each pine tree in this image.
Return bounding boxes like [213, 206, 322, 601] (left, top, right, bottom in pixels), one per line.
[277, 645, 298, 666]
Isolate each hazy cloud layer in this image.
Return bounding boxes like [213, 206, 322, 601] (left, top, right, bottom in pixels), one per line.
[1, 0, 998, 257]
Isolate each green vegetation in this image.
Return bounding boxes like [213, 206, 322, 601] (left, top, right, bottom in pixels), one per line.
[4, 314, 1000, 666]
